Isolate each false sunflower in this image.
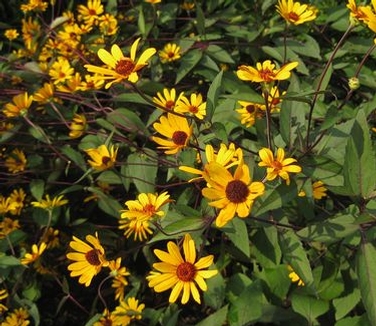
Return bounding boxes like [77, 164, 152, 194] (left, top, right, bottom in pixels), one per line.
[153, 88, 184, 111]
[147, 233, 218, 304]
[85, 38, 156, 88]
[276, 0, 318, 25]
[66, 232, 109, 286]
[175, 92, 207, 120]
[258, 147, 301, 185]
[3, 92, 33, 118]
[85, 144, 118, 171]
[159, 43, 182, 63]
[151, 113, 193, 154]
[202, 161, 265, 227]
[237, 60, 298, 84]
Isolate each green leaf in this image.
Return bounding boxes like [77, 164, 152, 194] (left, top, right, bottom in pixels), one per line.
[175, 48, 203, 84]
[106, 108, 149, 135]
[343, 110, 376, 198]
[196, 305, 228, 326]
[205, 44, 235, 64]
[252, 226, 282, 268]
[127, 151, 157, 193]
[291, 293, 330, 324]
[297, 214, 358, 244]
[356, 242, 376, 325]
[279, 229, 314, 287]
[87, 187, 122, 218]
[206, 69, 223, 120]
[195, 2, 205, 35]
[333, 288, 361, 321]
[29, 179, 45, 201]
[61, 145, 87, 171]
[335, 315, 371, 326]
[225, 218, 250, 258]
[228, 280, 264, 326]
[253, 182, 298, 217]
[0, 254, 22, 267]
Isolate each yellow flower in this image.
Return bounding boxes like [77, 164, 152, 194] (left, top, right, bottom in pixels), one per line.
[66, 233, 109, 286]
[4, 29, 19, 41]
[77, 0, 104, 23]
[85, 38, 156, 88]
[85, 144, 118, 171]
[31, 194, 68, 210]
[119, 191, 170, 241]
[108, 258, 130, 301]
[202, 161, 265, 227]
[276, 0, 318, 25]
[236, 100, 265, 128]
[41, 227, 60, 249]
[237, 60, 298, 84]
[8, 188, 26, 215]
[179, 143, 243, 182]
[159, 43, 182, 63]
[0, 196, 19, 215]
[56, 72, 82, 93]
[145, 0, 161, 3]
[113, 297, 145, 325]
[93, 310, 117, 326]
[69, 113, 87, 139]
[263, 86, 285, 112]
[258, 147, 301, 185]
[153, 88, 184, 111]
[5, 149, 27, 174]
[288, 265, 305, 286]
[99, 13, 119, 36]
[33, 82, 60, 104]
[151, 113, 193, 155]
[21, 0, 48, 12]
[3, 92, 33, 118]
[49, 57, 75, 84]
[21, 242, 47, 265]
[346, 0, 372, 23]
[181, 1, 195, 11]
[175, 93, 207, 119]
[0, 288, 8, 314]
[2, 307, 30, 326]
[0, 217, 20, 239]
[147, 233, 218, 304]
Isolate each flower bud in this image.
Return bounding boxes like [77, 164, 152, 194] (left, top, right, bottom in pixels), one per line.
[348, 77, 360, 90]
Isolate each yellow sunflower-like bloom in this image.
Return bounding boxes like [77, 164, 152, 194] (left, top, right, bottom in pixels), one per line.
[288, 265, 305, 286]
[69, 113, 87, 139]
[33, 82, 60, 105]
[108, 258, 130, 301]
[362, 1, 376, 33]
[85, 144, 118, 171]
[66, 232, 109, 286]
[0, 217, 20, 239]
[77, 0, 104, 24]
[159, 43, 182, 63]
[179, 143, 243, 182]
[263, 86, 286, 113]
[258, 147, 302, 185]
[2, 307, 30, 326]
[5, 149, 27, 174]
[151, 113, 193, 155]
[21, 0, 48, 12]
[8, 188, 26, 215]
[85, 38, 156, 89]
[202, 161, 265, 227]
[147, 233, 218, 304]
[346, 0, 373, 24]
[3, 92, 33, 118]
[0, 196, 19, 215]
[145, 0, 162, 4]
[299, 180, 328, 200]
[119, 191, 171, 241]
[49, 57, 75, 85]
[113, 297, 145, 325]
[181, 1, 195, 11]
[4, 29, 19, 41]
[237, 60, 298, 84]
[175, 93, 207, 120]
[153, 88, 184, 111]
[0, 288, 8, 314]
[276, 0, 317, 25]
[20, 242, 47, 265]
[236, 100, 265, 128]
[31, 194, 68, 210]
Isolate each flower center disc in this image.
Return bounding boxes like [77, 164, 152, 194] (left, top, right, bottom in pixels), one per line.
[288, 12, 300, 22]
[176, 262, 196, 281]
[85, 249, 102, 266]
[271, 160, 283, 171]
[102, 156, 112, 166]
[226, 180, 249, 203]
[172, 131, 188, 145]
[115, 58, 135, 77]
[246, 104, 256, 114]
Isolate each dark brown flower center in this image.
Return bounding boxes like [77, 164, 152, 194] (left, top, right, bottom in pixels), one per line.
[246, 104, 256, 114]
[143, 203, 156, 216]
[225, 180, 249, 203]
[189, 105, 198, 113]
[176, 262, 196, 281]
[172, 131, 188, 146]
[115, 58, 135, 77]
[288, 12, 300, 22]
[85, 249, 101, 266]
[165, 100, 175, 110]
[168, 51, 175, 58]
[102, 156, 111, 166]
